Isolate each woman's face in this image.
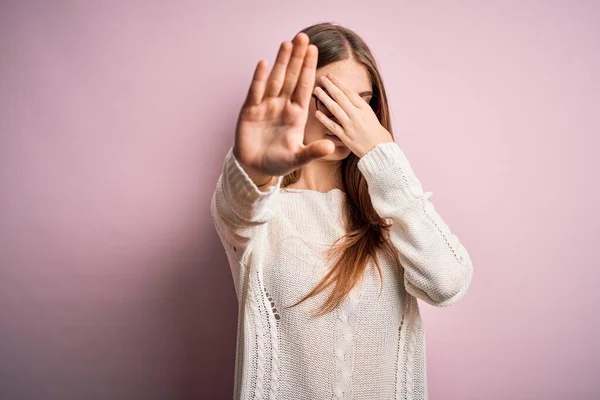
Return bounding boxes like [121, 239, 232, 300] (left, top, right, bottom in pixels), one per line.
[304, 59, 374, 161]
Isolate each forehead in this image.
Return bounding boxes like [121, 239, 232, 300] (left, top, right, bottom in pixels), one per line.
[315, 60, 372, 93]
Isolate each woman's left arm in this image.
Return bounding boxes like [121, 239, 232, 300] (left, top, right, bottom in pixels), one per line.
[312, 73, 474, 307]
[357, 141, 474, 307]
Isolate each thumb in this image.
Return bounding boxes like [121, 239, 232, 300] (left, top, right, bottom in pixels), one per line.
[293, 140, 336, 166]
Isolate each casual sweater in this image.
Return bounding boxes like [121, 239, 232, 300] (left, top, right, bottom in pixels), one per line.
[210, 140, 474, 400]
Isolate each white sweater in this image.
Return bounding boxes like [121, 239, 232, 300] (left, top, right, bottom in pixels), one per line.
[210, 141, 474, 400]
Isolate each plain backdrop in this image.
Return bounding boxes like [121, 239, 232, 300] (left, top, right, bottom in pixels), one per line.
[1, 1, 599, 399]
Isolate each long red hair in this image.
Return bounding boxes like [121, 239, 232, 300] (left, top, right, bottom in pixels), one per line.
[281, 22, 402, 317]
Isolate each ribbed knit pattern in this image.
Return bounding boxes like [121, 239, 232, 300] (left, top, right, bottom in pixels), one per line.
[332, 280, 360, 399]
[210, 141, 474, 399]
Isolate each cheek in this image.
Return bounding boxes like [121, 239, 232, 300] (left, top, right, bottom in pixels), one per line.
[303, 115, 327, 142]
[306, 111, 323, 129]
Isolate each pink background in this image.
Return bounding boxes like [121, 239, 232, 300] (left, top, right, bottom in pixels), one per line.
[1, 1, 599, 399]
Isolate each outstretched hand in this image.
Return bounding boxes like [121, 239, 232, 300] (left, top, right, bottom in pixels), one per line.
[233, 32, 337, 183]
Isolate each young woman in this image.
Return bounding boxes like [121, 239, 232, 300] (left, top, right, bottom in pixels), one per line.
[211, 22, 473, 400]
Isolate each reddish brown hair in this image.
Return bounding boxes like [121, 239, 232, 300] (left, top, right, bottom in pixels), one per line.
[281, 22, 402, 317]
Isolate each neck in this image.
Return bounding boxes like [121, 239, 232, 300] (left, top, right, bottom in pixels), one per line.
[288, 157, 344, 192]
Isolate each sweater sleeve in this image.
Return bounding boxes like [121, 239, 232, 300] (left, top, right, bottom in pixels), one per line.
[356, 141, 473, 307]
[210, 145, 284, 297]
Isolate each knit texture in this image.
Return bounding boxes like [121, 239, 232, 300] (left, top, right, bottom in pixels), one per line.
[210, 141, 474, 400]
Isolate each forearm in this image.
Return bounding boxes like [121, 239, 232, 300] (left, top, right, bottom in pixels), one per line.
[357, 141, 474, 306]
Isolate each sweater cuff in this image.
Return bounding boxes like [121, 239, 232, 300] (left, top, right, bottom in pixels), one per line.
[356, 141, 424, 198]
[222, 146, 283, 216]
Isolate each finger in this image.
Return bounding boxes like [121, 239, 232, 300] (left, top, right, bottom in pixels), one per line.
[326, 73, 366, 108]
[291, 44, 318, 108]
[315, 110, 347, 140]
[314, 86, 351, 126]
[319, 75, 358, 117]
[264, 41, 293, 98]
[280, 33, 309, 98]
[243, 59, 269, 107]
[294, 139, 336, 165]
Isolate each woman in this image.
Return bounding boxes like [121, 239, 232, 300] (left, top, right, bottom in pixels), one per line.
[210, 22, 473, 400]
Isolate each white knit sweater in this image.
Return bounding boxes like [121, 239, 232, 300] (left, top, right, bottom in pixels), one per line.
[210, 141, 474, 400]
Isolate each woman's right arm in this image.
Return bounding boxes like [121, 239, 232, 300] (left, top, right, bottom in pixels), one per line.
[210, 145, 282, 296]
[210, 32, 336, 299]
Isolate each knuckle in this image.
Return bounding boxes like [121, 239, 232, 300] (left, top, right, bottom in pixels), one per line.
[296, 80, 310, 90]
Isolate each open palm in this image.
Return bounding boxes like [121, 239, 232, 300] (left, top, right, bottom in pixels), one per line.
[233, 33, 336, 180]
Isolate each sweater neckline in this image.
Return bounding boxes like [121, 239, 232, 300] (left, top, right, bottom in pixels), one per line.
[280, 187, 346, 196]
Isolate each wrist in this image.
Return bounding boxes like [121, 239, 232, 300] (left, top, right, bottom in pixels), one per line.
[256, 176, 274, 187]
